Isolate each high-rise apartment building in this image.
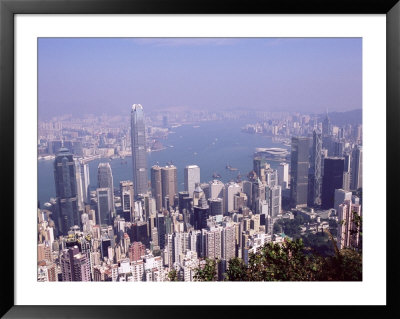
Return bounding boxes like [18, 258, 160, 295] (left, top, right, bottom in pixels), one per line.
[131, 104, 148, 196]
[60, 246, 91, 282]
[337, 200, 362, 250]
[54, 147, 79, 235]
[184, 165, 200, 197]
[290, 137, 310, 208]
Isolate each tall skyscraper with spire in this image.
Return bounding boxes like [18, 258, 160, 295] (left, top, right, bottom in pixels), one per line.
[130, 104, 148, 197]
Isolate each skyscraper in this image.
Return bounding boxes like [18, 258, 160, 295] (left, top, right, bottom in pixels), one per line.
[161, 165, 178, 209]
[151, 165, 162, 211]
[351, 146, 362, 190]
[277, 162, 289, 190]
[308, 131, 322, 206]
[80, 160, 90, 204]
[290, 137, 310, 208]
[120, 181, 134, 220]
[131, 104, 148, 197]
[321, 157, 345, 209]
[96, 188, 112, 226]
[184, 165, 200, 197]
[54, 147, 79, 235]
[97, 162, 114, 216]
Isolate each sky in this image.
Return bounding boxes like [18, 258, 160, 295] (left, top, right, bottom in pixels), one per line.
[38, 38, 362, 119]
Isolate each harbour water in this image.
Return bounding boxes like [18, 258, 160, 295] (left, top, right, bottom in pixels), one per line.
[37, 119, 289, 206]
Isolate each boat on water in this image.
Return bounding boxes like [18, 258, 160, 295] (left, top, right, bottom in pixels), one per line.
[212, 172, 221, 179]
[226, 164, 238, 171]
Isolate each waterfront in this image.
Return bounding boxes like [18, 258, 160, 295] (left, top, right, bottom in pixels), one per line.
[38, 119, 289, 206]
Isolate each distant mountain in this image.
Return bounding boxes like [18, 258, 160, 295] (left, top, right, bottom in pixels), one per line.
[317, 109, 362, 126]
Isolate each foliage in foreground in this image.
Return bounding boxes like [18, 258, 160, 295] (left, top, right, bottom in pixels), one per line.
[194, 238, 362, 282]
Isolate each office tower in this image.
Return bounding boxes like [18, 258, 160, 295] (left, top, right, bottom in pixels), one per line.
[129, 241, 146, 262]
[290, 137, 310, 208]
[193, 183, 205, 207]
[161, 165, 178, 209]
[253, 156, 266, 179]
[200, 183, 210, 200]
[184, 165, 200, 197]
[208, 198, 223, 216]
[267, 185, 282, 217]
[74, 159, 85, 212]
[233, 192, 247, 211]
[308, 131, 322, 206]
[60, 246, 90, 281]
[264, 168, 278, 187]
[277, 162, 289, 190]
[334, 189, 352, 213]
[225, 182, 241, 213]
[337, 200, 362, 250]
[53, 147, 79, 235]
[351, 146, 363, 190]
[97, 162, 114, 216]
[193, 197, 209, 230]
[209, 180, 225, 199]
[96, 188, 112, 225]
[178, 191, 190, 214]
[131, 104, 148, 196]
[150, 165, 162, 211]
[322, 113, 330, 137]
[344, 153, 351, 173]
[321, 157, 345, 209]
[80, 161, 90, 204]
[156, 213, 166, 249]
[333, 140, 345, 157]
[252, 179, 266, 214]
[120, 181, 134, 221]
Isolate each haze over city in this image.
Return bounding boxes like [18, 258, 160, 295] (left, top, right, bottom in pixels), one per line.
[37, 37, 363, 283]
[38, 38, 362, 119]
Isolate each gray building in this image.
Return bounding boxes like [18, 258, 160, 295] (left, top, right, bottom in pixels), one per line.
[351, 146, 362, 190]
[290, 137, 310, 208]
[53, 147, 79, 235]
[97, 162, 114, 216]
[96, 188, 113, 226]
[308, 131, 322, 207]
[131, 104, 148, 196]
[151, 165, 162, 211]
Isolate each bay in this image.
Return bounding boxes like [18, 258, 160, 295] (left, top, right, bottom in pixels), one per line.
[37, 119, 289, 206]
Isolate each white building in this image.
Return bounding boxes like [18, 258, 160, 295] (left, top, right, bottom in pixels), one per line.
[277, 162, 289, 189]
[225, 182, 241, 213]
[184, 165, 200, 197]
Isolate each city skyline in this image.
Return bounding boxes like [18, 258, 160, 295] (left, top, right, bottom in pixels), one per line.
[37, 37, 363, 282]
[38, 38, 362, 119]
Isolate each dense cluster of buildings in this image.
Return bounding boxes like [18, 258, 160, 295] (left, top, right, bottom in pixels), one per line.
[37, 105, 362, 282]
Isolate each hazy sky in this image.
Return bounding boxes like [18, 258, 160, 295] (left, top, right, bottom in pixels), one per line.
[38, 38, 362, 119]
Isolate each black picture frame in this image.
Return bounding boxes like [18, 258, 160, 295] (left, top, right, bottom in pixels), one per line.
[1, 0, 399, 318]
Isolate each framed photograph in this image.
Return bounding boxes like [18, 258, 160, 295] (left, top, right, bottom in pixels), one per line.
[1, 0, 399, 317]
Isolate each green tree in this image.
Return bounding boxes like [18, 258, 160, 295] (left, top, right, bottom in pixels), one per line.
[194, 258, 218, 281]
[224, 257, 248, 281]
[246, 239, 321, 281]
[167, 269, 178, 281]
